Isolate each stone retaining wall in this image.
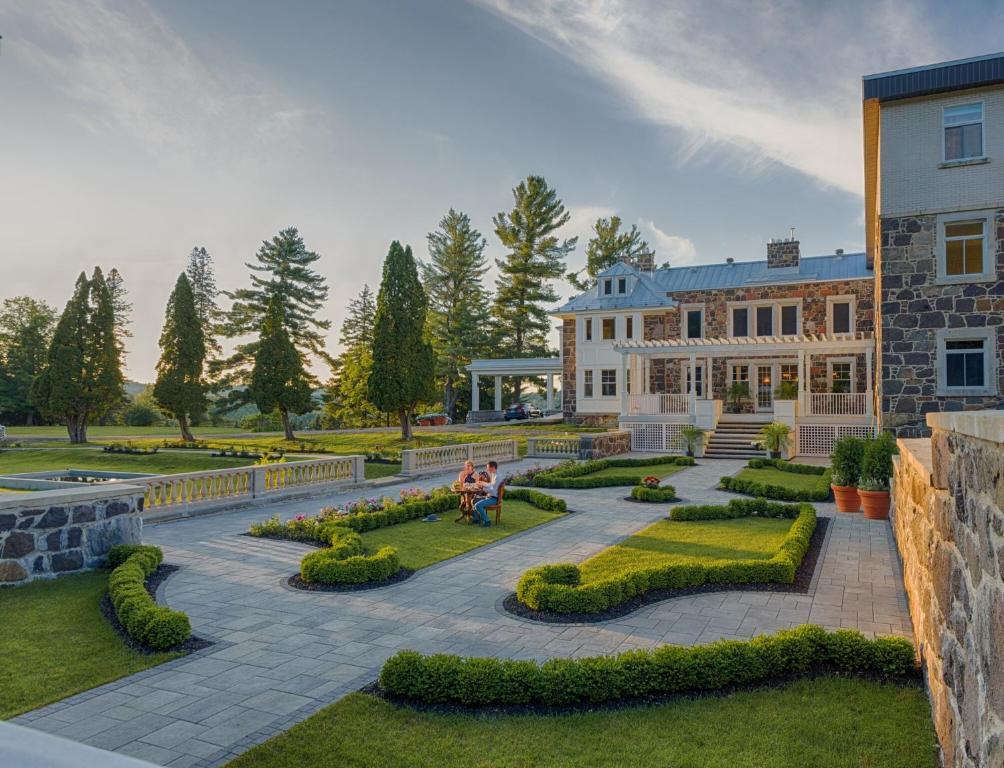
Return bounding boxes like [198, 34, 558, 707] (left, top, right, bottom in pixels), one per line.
[578, 430, 631, 460]
[891, 411, 1004, 767]
[0, 485, 144, 584]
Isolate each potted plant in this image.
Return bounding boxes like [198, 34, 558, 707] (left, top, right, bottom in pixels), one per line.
[759, 422, 790, 460]
[726, 382, 751, 414]
[680, 426, 706, 458]
[830, 436, 864, 513]
[858, 432, 897, 520]
[642, 476, 660, 488]
[773, 381, 799, 400]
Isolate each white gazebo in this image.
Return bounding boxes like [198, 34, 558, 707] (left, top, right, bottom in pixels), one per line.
[465, 357, 563, 419]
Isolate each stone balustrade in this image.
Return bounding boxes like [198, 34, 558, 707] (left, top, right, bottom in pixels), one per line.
[526, 436, 580, 459]
[400, 440, 518, 476]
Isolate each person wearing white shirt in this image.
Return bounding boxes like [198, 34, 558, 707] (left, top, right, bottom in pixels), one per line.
[473, 461, 501, 527]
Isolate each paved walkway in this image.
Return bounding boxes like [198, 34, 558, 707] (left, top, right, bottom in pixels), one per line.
[16, 458, 912, 768]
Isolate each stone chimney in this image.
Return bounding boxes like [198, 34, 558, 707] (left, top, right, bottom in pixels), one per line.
[767, 230, 800, 268]
[634, 251, 655, 272]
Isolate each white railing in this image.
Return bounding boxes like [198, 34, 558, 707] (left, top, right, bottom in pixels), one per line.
[626, 393, 691, 415]
[808, 393, 867, 416]
[526, 436, 580, 459]
[400, 440, 519, 475]
[141, 456, 365, 515]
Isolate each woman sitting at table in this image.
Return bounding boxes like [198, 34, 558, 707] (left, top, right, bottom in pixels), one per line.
[458, 460, 477, 486]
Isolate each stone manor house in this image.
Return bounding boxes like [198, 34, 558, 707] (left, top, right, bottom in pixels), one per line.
[535, 53, 1004, 457]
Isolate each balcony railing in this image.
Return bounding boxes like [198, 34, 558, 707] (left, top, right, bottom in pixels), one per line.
[626, 393, 691, 415]
[808, 392, 867, 416]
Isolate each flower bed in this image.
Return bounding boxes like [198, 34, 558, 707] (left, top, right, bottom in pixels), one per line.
[378, 624, 917, 708]
[103, 443, 159, 455]
[629, 484, 678, 502]
[510, 456, 695, 489]
[719, 459, 832, 502]
[516, 499, 815, 615]
[107, 544, 191, 650]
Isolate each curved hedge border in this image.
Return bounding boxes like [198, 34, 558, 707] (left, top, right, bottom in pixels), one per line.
[629, 485, 678, 503]
[518, 456, 695, 489]
[107, 544, 191, 651]
[517, 500, 815, 615]
[378, 624, 917, 708]
[748, 458, 828, 475]
[719, 459, 832, 502]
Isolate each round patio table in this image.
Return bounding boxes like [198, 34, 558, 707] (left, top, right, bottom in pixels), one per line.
[453, 485, 483, 523]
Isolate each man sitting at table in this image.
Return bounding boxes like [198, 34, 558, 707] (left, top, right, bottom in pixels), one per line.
[473, 461, 501, 528]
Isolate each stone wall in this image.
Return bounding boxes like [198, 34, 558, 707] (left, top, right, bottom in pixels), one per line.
[0, 485, 144, 584]
[891, 411, 1004, 767]
[879, 211, 1004, 436]
[578, 430, 632, 460]
[766, 238, 800, 268]
[562, 318, 576, 419]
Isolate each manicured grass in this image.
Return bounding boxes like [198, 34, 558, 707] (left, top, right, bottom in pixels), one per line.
[584, 462, 686, 481]
[365, 462, 402, 480]
[0, 448, 252, 475]
[579, 517, 792, 583]
[0, 571, 178, 719]
[734, 467, 831, 495]
[6, 425, 254, 438]
[0, 487, 31, 492]
[226, 679, 938, 768]
[359, 500, 564, 570]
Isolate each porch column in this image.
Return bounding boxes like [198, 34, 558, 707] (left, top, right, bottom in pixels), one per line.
[620, 353, 629, 416]
[688, 353, 697, 417]
[797, 349, 806, 416]
[705, 355, 712, 399]
[545, 374, 554, 412]
[471, 374, 480, 412]
[865, 348, 874, 420]
[643, 358, 651, 395]
[494, 375, 502, 411]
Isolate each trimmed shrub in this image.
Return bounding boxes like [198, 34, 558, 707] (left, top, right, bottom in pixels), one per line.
[629, 485, 678, 502]
[107, 545, 191, 650]
[516, 501, 815, 614]
[719, 475, 831, 502]
[378, 625, 918, 707]
[505, 487, 567, 513]
[518, 456, 694, 489]
[746, 458, 828, 476]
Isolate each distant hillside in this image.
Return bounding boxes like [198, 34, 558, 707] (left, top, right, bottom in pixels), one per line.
[124, 381, 149, 398]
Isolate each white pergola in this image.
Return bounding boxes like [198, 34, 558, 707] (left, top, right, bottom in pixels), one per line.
[466, 357, 563, 412]
[613, 332, 875, 419]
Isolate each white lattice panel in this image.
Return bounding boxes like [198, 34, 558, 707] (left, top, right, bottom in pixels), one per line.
[798, 424, 876, 456]
[838, 425, 875, 440]
[622, 423, 688, 453]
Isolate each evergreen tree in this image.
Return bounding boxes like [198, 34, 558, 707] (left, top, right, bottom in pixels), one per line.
[368, 241, 435, 440]
[422, 209, 491, 419]
[185, 246, 223, 357]
[105, 267, 132, 351]
[32, 268, 124, 443]
[0, 297, 57, 425]
[567, 216, 655, 291]
[153, 273, 207, 442]
[493, 175, 576, 399]
[323, 284, 381, 429]
[339, 284, 376, 350]
[251, 297, 314, 441]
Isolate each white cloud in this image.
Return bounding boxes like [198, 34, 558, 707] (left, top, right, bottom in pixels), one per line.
[472, 0, 956, 197]
[639, 219, 697, 266]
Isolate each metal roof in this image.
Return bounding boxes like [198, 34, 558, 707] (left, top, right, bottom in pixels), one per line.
[863, 51, 1004, 102]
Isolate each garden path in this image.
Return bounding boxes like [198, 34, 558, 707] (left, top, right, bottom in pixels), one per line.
[16, 457, 912, 768]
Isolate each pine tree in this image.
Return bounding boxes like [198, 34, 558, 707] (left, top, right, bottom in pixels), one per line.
[32, 268, 124, 443]
[153, 273, 207, 442]
[422, 209, 491, 419]
[339, 284, 376, 350]
[323, 284, 380, 428]
[105, 267, 132, 353]
[185, 246, 223, 357]
[568, 216, 655, 291]
[0, 297, 57, 425]
[493, 175, 576, 399]
[368, 241, 435, 440]
[251, 297, 314, 441]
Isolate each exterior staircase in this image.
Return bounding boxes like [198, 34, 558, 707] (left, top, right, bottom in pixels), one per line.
[704, 419, 770, 459]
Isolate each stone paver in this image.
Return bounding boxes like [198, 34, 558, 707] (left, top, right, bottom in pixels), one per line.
[16, 456, 912, 767]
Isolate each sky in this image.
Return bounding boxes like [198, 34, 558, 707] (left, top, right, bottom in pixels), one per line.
[3, 0, 1004, 382]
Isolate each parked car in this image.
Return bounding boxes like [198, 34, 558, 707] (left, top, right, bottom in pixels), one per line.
[415, 412, 452, 426]
[503, 403, 529, 421]
[525, 404, 543, 418]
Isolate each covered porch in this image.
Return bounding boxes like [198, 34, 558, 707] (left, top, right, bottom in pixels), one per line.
[465, 357, 563, 423]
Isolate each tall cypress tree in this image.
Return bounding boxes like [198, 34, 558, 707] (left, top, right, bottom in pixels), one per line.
[32, 268, 124, 443]
[153, 273, 207, 442]
[185, 246, 222, 358]
[251, 296, 314, 441]
[368, 241, 434, 440]
[567, 216, 655, 291]
[422, 209, 491, 419]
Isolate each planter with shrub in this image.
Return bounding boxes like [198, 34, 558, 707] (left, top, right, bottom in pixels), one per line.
[829, 436, 864, 513]
[859, 432, 897, 520]
[629, 484, 678, 503]
[758, 422, 791, 460]
[679, 426, 706, 458]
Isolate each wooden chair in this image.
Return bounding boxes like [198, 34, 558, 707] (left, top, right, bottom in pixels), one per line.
[484, 484, 505, 525]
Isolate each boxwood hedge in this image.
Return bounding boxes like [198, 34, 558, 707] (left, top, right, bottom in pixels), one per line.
[516, 500, 815, 614]
[629, 485, 678, 503]
[747, 458, 828, 475]
[107, 544, 191, 650]
[378, 624, 917, 707]
[719, 459, 832, 502]
[518, 456, 695, 489]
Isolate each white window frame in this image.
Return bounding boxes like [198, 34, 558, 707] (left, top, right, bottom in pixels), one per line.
[600, 368, 617, 398]
[601, 317, 616, 341]
[727, 303, 750, 338]
[826, 295, 856, 335]
[936, 327, 997, 396]
[942, 101, 985, 164]
[583, 317, 593, 342]
[935, 210, 996, 285]
[679, 360, 707, 397]
[602, 278, 613, 296]
[583, 369, 594, 398]
[617, 277, 627, 295]
[680, 304, 705, 340]
[778, 301, 801, 336]
[826, 357, 857, 394]
[753, 304, 775, 337]
[626, 315, 634, 340]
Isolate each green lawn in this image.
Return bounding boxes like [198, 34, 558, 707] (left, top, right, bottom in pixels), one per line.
[579, 517, 792, 583]
[733, 467, 831, 494]
[0, 572, 178, 719]
[365, 462, 403, 480]
[360, 500, 564, 570]
[226, 680, 938, 768]
[0, 448, 253, 476]
[6, 425, 255, 438]
[585, 462, 687, 480]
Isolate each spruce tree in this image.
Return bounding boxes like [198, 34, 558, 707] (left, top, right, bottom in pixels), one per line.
[368, 241, 435, 440]
[339, 284, 376, 350]
[251, 297, 314, 441]
[105, 267, 132, 352]
[153, 273, 207, 442]
[323, 284, 380, 428]
[185, 246, 223, 357]
[568, 216, 655, 291]
[0, 297, 57, 425]
[422, 209, 491, 419]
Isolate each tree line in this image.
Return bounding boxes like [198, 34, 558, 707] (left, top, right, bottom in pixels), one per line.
[0, 174, 659, 442]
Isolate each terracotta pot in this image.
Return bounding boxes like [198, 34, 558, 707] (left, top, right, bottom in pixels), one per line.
[831, 484, 861, 513]
[859, 489, 890, 520]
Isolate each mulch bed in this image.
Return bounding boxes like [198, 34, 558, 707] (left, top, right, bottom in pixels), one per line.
[502, 516, 831, 624]
[100, 564, 213, 655]
[287, 568, 415, 593]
